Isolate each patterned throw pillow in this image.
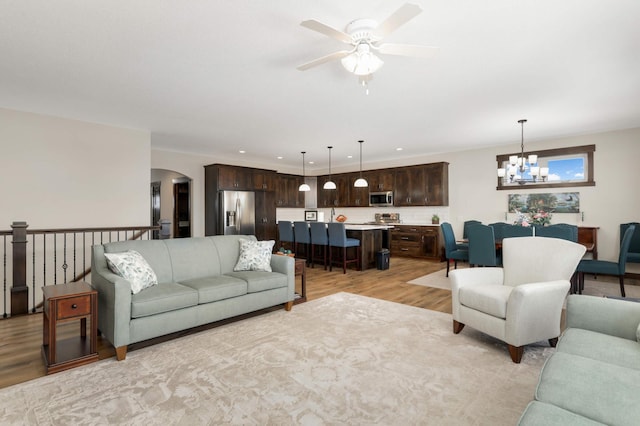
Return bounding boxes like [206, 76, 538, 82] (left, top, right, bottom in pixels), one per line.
[104, 250, 158, 294]
[234, 239, 275, 272]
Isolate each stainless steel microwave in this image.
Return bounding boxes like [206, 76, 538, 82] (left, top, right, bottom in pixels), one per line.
[369, 191, 394, 207]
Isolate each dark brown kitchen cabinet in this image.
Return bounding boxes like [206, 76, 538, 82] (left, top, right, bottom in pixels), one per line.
[390, 225, 442, 260]
[394, 162, 449, 207]
[424, 162, 449, 206]
[394, 165, 427, 206]
[252, 170, 277, 191]
[366, 170, 395, 192]
[317, 174, 351, 207]
[276, 174, 305, 207]
[348, 173, 369, 207]
[216, 164, 251, 190]
[205, 164, 278, 238]
[255, 191, 277, 241]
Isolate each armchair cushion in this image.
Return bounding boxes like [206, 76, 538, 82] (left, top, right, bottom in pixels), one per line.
[459, 284, 513, 319]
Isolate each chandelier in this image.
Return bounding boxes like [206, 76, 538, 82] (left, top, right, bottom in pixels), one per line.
[497, 119, 548, 185]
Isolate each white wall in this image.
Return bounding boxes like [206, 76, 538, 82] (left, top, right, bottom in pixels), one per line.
[0, 108, 151, 228]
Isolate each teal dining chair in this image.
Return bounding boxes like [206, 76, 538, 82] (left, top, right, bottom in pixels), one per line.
[441, 222, 469, 277]
[468, 224, 501, 267]
[620, 222, 640, 263]
[576, 225, 635, 297]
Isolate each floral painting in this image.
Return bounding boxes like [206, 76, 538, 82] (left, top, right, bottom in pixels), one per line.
[508, 192, 580, 214]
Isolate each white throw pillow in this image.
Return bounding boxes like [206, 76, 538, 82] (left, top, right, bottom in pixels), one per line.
[234, 239, 275, 272]
[104, 250, 158, 294]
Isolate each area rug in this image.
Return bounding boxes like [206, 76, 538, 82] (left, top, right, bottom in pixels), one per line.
[409, 267, 640, 298]
[0, 292, 549, 425]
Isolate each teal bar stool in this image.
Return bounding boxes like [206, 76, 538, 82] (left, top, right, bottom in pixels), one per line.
[327, 223, 360, 274]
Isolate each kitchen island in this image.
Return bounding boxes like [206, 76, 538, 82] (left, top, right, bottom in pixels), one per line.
[344, 224, 394, 270]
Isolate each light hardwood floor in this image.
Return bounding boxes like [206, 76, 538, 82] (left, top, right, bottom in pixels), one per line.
[0, 257, 449, 389]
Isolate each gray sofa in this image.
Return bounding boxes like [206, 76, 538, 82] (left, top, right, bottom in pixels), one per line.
[91, 235, 295, 360]
[518, 294, 640, 425]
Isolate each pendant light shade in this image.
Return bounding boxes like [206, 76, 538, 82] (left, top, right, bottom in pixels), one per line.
[323, 146, 336, 190]
[353, 140, 368, 187]
[298, 151, 311, 192]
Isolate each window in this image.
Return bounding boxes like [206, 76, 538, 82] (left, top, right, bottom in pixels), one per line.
[496, 144, 595, 190]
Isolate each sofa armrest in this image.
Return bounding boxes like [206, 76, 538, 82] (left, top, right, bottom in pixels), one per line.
[506, 280, 570, 346]
[566, 294, 640, 341]
[91, 244, 132, 348]
[270, 254, 295, 300]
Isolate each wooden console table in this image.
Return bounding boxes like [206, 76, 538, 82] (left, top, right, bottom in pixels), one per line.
[42, 281, 98, 374]
[294, 258, 307, 304]
[578, 226, 599, 259]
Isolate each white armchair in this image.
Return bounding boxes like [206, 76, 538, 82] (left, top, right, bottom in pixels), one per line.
[450, 236, 586, 363]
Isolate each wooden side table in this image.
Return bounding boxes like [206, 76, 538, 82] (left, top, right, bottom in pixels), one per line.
[294, 258, 307, 304]
[42, 281, 99, 374]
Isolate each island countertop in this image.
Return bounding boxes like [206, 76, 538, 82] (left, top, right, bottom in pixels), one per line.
[343, 224, 395, 231]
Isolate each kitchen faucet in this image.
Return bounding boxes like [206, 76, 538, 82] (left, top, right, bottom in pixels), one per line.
[330, 207, 336, 222]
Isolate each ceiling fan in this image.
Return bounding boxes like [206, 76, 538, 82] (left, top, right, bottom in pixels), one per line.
[296, 3, 438, 87]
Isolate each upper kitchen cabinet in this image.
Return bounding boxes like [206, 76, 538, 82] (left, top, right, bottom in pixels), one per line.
[424, 162, 449, 206]
[394, 165, 427, 206]
[366, 169, 395, 192]
[348, 173, 369, 207]
[208, 164, 252, 190]
[394, 162, 449, 206]
[317, 174, 351, 207]
[252, 169, 277, 191]
[276, 174, 305, 208]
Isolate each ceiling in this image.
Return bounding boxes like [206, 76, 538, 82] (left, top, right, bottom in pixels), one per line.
[1, 1, 639, 173]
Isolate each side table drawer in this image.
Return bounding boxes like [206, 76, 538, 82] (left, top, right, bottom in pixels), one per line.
[56, 295, 91, 320]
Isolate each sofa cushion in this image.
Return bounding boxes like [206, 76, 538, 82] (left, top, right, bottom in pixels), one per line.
[131, 282, 198, 318]
[104, 250, 158, 294]
[557, 328, 640, 370]
[163, 238, 222, 282]
[518, 401, 606, 426]
[535, 351, 640, 426]
[459, 284, 513, 319]
[179, 276, 248, 304]
[225, 271, 288, 293]
[234, 239, 275, 272]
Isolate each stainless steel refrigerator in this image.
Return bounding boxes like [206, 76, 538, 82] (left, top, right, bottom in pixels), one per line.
[218, 190, 256, 235]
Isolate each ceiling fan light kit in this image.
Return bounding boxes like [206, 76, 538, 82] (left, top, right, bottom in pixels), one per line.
[297, 3, 438, 91]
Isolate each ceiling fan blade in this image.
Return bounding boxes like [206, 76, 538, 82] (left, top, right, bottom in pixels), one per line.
[373, 3, 423, 39]
[297, 50, 353, 71]
[300, 20, 352, 44]
[377, 43, 439, 58]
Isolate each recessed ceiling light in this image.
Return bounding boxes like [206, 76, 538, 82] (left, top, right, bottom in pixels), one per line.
[347, 155, 353, 159]
[396, 147, 403, 151]
[309, 161, 314, 165]
[277, 156, 283, 160]
[239, 150, 246, 154]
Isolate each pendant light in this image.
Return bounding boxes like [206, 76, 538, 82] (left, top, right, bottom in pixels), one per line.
[298, 151, 311, 192]
[353, 140, 368, 187]
[323, 146, 337, 190]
